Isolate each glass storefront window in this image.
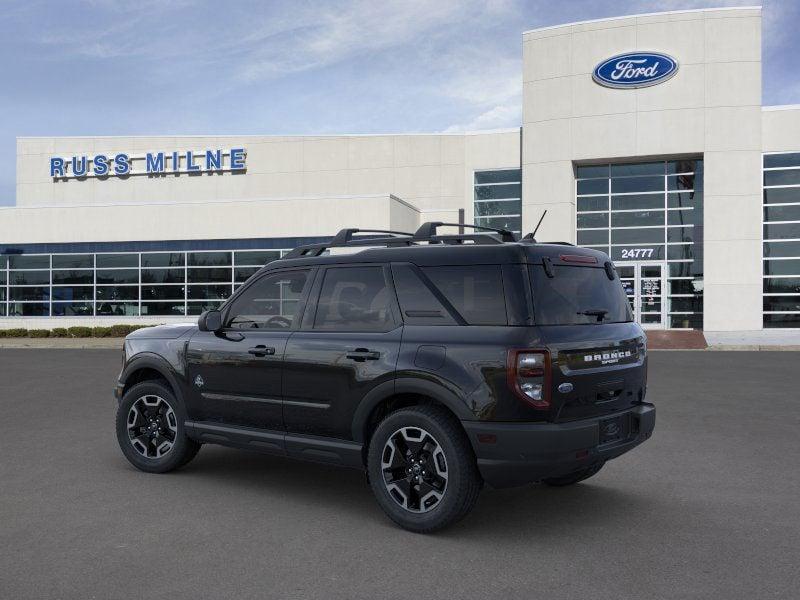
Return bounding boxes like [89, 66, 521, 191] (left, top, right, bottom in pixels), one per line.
[9, 255, 49, 269]
[141, 302, 185, 316]
[0, 246, 290, 319]
[474, 169, 521, 235]
[52, 302, 94, 316]
[52, 286, 93, 301]
[234, 250, 281, 266]
[52, 270, 93, 284]
[576, 158, 704, 330]
[187, 268, 231, 283]
[9, 303, 49, 316]
[52, 254, 93, 269]
[97, 254, 138, 268]
[142, 268, 185, 284]
[141, 253, 184, 268]
[9, 271, 50, 285]
[763, 153, 800, 328]
[188, 252, 231, 267]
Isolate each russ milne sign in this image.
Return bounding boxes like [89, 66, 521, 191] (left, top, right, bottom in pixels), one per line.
[592, 52, 678, 89]
[49, 148, 246, 179]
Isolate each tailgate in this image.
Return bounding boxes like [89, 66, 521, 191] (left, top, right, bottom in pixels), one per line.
[539, 323, 647, 422]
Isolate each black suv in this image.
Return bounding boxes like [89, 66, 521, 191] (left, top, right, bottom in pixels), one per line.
[114, 223, 655, 532]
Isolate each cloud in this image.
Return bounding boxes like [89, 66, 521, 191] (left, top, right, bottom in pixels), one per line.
[235, 0, 475, 82]
[442, 103, 521, 132]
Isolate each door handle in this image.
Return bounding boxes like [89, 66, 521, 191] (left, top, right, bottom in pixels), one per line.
[346, 348, 381, 362]
[248, 345, 276, 357]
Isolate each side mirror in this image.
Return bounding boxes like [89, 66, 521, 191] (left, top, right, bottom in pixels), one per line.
[198, 310, 223, 332]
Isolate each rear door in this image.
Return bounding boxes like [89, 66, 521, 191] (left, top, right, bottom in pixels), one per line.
[185, 268, 314, 430]
[282, 264, 402, 439]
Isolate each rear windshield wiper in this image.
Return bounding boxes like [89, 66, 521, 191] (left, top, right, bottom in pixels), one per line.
[577, 309, 608, 322]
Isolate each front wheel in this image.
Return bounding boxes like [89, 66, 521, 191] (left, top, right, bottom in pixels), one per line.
[115, 380, 200, 473]
[367, 405, 482, 533]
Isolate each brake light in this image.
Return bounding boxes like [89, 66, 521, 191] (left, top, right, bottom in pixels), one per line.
[507, 349, 551, 409]
[559, 254, 597, 264]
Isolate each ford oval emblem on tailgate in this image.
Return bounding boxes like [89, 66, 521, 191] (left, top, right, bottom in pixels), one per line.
[558, 382, 574, 393]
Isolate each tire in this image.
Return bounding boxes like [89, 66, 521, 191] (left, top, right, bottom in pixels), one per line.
[116, 380, 200, 474]
[542, 462, 604, 487]
[367, 405, 482, 533]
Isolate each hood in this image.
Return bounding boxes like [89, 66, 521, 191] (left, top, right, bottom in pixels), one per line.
[126, 323, 197, 340]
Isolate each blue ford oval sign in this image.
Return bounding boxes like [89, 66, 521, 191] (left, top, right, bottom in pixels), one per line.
[593, 52, 678, 89]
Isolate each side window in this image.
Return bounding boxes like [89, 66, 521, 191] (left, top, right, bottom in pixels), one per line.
[226, 270, 309, 330]
[313, 266, 395, 332]
[421, 265, 507, 325]
[391, 264, 457, 325]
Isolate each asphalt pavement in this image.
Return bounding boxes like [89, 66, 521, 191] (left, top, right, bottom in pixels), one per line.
[1, 349, 798, 599]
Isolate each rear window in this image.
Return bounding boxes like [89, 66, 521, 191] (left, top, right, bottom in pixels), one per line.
[421, 265, 507, 325]
[530, 265, 632, 325]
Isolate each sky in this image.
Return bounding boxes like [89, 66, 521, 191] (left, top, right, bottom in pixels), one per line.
[1, 0, 799, 206]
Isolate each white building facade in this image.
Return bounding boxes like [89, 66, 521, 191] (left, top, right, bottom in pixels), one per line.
[2, 6, 799, 335]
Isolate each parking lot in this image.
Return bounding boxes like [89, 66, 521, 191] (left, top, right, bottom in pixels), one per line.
[1, 349, 798, 599]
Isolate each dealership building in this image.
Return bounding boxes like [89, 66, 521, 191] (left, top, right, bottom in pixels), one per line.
[1, 5, 799, 337]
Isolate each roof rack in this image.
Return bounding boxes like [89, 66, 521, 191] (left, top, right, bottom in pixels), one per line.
[282, 228, 414, 259]
[414, 222, 518, 243]
[282, 221, 524, 260]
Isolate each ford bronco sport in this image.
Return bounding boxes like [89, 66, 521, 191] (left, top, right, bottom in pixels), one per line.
[114, 222, 655, 532]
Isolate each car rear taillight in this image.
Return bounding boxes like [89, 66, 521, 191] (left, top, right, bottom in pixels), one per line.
[507, 349, 551, 409]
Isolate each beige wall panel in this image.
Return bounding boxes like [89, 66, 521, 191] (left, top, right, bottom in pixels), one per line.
[635, 63, 705, 112]
[440, 136, 466, 165]
[705, 106, 762, 151]
[702, 283, 762, 330]
[346, 168, 395, 195]
[703, 195, 762, 242]
[704, 17, 761, 63]
[302, 138, 349, 172]
[569, 25, 637, 75]
[570, 113, 638, 160]
[634, 108, 704, 156]
[635, 17, 705, 64]
[394, 136, 441, 168]
[393, 165, 441, 199]
[247, 140, 304, 174]
[704, 151, 762, 197]
[301, 170, 349, 196]
[705, 61, 761, 108]
[525, 78, 574, 122]
[762, 109, 800, 151]
[347, 136, 395, 170]
[570, 76, 636, 118]
[523, 33, 572, 82]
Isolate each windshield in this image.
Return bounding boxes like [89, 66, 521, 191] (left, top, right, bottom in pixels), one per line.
[529, 264, 632, 325]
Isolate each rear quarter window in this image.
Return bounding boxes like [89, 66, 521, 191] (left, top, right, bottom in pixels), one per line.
[530, 264, 632, 325]
[421, 265, 507, 325]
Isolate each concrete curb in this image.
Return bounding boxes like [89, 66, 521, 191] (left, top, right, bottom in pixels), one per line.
[651, 345, 800, 351]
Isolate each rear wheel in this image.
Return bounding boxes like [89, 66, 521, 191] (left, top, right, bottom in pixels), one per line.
[542, 462, 604, 487]
[367, 405, 481, 533]
[116, 380, 200, 473]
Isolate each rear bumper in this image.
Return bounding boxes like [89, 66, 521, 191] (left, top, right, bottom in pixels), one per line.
[462, 403, 655, 488]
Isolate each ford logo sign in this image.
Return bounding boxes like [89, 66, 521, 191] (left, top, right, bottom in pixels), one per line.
[593, 52, 678, 89]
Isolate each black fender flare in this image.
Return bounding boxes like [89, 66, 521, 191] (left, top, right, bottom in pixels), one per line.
[350, 377, 472, 443]
[119, 352, 186, 405]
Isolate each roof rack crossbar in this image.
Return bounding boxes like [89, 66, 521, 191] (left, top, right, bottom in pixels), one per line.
[282, 228, 415, 259]
[330, 228, 414, 246]
[414, 221, 518, 243]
